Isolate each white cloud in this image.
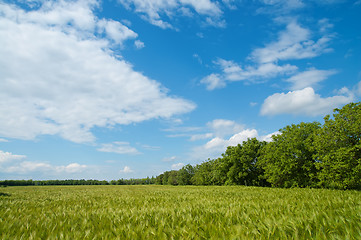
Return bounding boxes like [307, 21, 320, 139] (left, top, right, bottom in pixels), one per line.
[207, 119, 244, 138]
[192, 129, 259, 160]
[261, 87, 354, 116]
[0, 138, 9, 142]
[201, 73, 225, 90]
[205, 16, 226, 28]
[140, 144, 161, 150]
[260, 0, 305, 11]
[318, 18, 334, 33]
[171, 119, 245, 142]
[120, 166, 134, 173]
[203, 59, 297, 87]
[57, 163, 88, 173]
[250, 102, 258, 107]
[177, 119, 277, 161]
[5, 161, 53, 173]
[190, 133, 213, 141]
[180, 0, 221, 15]
[222, 0, 237, 9]
[134, 39, 145, 49]
[0, 1, 195, 143]
[5, 161, 87, 174]
[260, 131, 280, 142]
[118, 0, 223, 29]
[97, 142, 140, 155]
[97, 18, 138, 45]
[0, 150, 26, 164]
[286, 68, 337, 90]
[250, 21, 332, 64]
[171, 162, 184, 170]
[202, 20, 331, 90]
[227, 129, 259, 146]
[162, 156, 177, 162]
[0, 149, 88, 174]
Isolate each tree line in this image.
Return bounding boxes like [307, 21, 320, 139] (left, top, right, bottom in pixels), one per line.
[156, 102, 361, 190]
[0, 177, 156, 187]
[1, 102, 360, 190]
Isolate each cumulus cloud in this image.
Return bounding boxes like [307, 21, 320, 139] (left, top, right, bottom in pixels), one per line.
[201, 20, 331, 90]
[60, 163, 88, 173]
[97, 142, 140, 155]
[0, 1, 195, 143]
[203, 129, 258, 151]
[5, 162, 87, 174]
[0, 151, 26, 164]
[260, 131, 280, 142]
[0, 150, 88, 174]
[192, 129, 259, 160]
[120, 166, 134, 173]
[286, 68, 337, 90]
[261, 87, 354, 116]
[171, 162, 184, 170]
[118, 0, 223, 29]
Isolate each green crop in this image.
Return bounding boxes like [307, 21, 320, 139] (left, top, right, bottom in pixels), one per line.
[1, 185, 360, 239]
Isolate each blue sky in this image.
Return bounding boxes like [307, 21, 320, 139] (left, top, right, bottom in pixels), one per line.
[0, 0, 360, 180]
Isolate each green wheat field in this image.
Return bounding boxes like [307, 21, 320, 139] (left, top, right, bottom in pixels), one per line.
[1, 185, 361, 239]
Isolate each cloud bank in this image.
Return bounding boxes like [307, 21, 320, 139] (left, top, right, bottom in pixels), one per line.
[0, 0, 195, 143]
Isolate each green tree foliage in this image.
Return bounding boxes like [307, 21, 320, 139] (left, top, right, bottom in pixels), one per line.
[223, 138, 268, 186]
[259, 122, 321, 188]
[177, 164, 195, 185]
[167, 171, 179, 185]
[315, 102, 361, 189]
[155, 174, 164, 185]
[192, 159, 216, 185]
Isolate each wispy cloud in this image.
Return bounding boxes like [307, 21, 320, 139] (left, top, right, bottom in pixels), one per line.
[97, 142, 140, 155]
[201, 20, 332, 90]
[286, 68, 337, 90]
[250, 21, 333, 64]
[162, 156, 177, 162]
[118, 0, 224, 29]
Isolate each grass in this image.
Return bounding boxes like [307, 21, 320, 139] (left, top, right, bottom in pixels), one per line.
[1, 185, 361, 239]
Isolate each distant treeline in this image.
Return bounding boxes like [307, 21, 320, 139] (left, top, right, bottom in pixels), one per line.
[155, 102, 361, 190]
[2, 102, 360, 190]
[0, 177, 156, 187]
